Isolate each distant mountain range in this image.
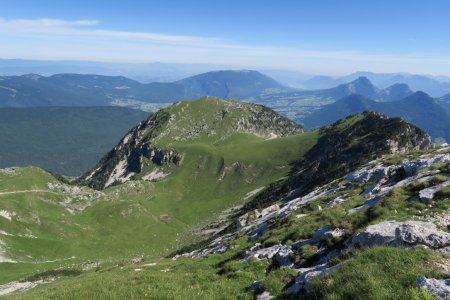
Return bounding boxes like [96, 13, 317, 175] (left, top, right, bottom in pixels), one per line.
[296, 76, 414, 102]
[256, 76, 415, 122]
[303, 91, 450, 142]
[2, 58, 450, 96]
[303, 71, 450, 97]
[1, 67, 450, 143]
[0, 59, 232, 83]
[0, 70, 291, 109]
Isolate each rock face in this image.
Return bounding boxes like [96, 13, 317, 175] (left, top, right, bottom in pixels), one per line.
[78, 97, 303, 189]
[249, 244, 294, 268]
[402, 153, 450, 175]
[288, 264, 341, 293]
[348, 221, 450, 251]
[293, 226, 346, 249]
[346, 163, 392, 183]
[245, 111, 432, 211]
[417, 276, 450, 299]
[419, 181, 450, 203]
[274, 246, 294, 268]
[255, 291, 275, 300]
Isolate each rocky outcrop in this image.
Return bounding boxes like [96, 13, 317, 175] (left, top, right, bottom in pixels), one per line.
[79, 142, 181, 189]
[346, 163, 392, 183]
[168, 127, 447, 298]
[293, 226, 346, 249]
[249, 244, 294, 268]
[401, 153, 450, 175]
[417, 276, 450, 299]
[255, 291, 274, 300]
[236, 204, 280, 230]
[288, 264, 341, 293]
[419, 181, 450, 203]
[347, 169, 443, 215]
[244, 111, 432, 211]
[348, 221, 450, 251]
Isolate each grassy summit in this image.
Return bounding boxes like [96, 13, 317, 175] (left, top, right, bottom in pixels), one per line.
[78, 96, 303, 189]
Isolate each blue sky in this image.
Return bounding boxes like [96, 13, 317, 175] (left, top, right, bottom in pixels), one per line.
[1, 0, 450, 75]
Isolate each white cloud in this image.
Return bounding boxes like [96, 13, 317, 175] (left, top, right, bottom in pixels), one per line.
[0, 17, 450, 75]
[0, 18, 99, 28]
[0, 18, 220, 45]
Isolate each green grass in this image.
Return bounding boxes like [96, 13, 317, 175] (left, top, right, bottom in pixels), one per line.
[306, 247, 443, 300]
[3, 242, 445, 299]
[3, 235, 297, 300]
[4, 239, 262, 299]
[0, 130, 318, 286]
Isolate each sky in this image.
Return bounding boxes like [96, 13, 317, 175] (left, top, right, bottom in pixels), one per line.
[1, 0, 450, 75]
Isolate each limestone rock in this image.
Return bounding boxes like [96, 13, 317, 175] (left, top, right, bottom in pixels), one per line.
[288, 264, 340, 293]
[255, 291, 274, 300]
[248, 222, 269, 239]
[131, 256, 144, 264]
[293, 226, 346, 249]
[312, 226, 346, 242]
[325, 194, 349, 207]
[346, 163, 391, 183]
[349, 221, 450, 251]
[251, 244, 284, 260]
[401, 153, 450, 175]
[250, 244, 293, 267]
[274, 246, 294, 268]
[417, 276, 450, 299]
[419, 181, 450, 203]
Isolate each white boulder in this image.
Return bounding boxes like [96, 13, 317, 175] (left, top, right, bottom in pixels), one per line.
[288, 264, 340, 293]
[419, 181, 450, 203]
[349, 221, 450, 250]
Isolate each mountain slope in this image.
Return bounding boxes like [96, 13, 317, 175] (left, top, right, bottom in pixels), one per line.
[244, 111, 431, 210]
[439, 93, 450, 112]
[1, 111, 437, 299]
[0, 106, 148, 176]
[78, 96, 303, 189]
[0, 98, 314, 290]
[303, 91, 450, 142]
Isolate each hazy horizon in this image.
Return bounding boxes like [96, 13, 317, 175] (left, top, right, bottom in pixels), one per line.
[2, 0, 450, 76]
